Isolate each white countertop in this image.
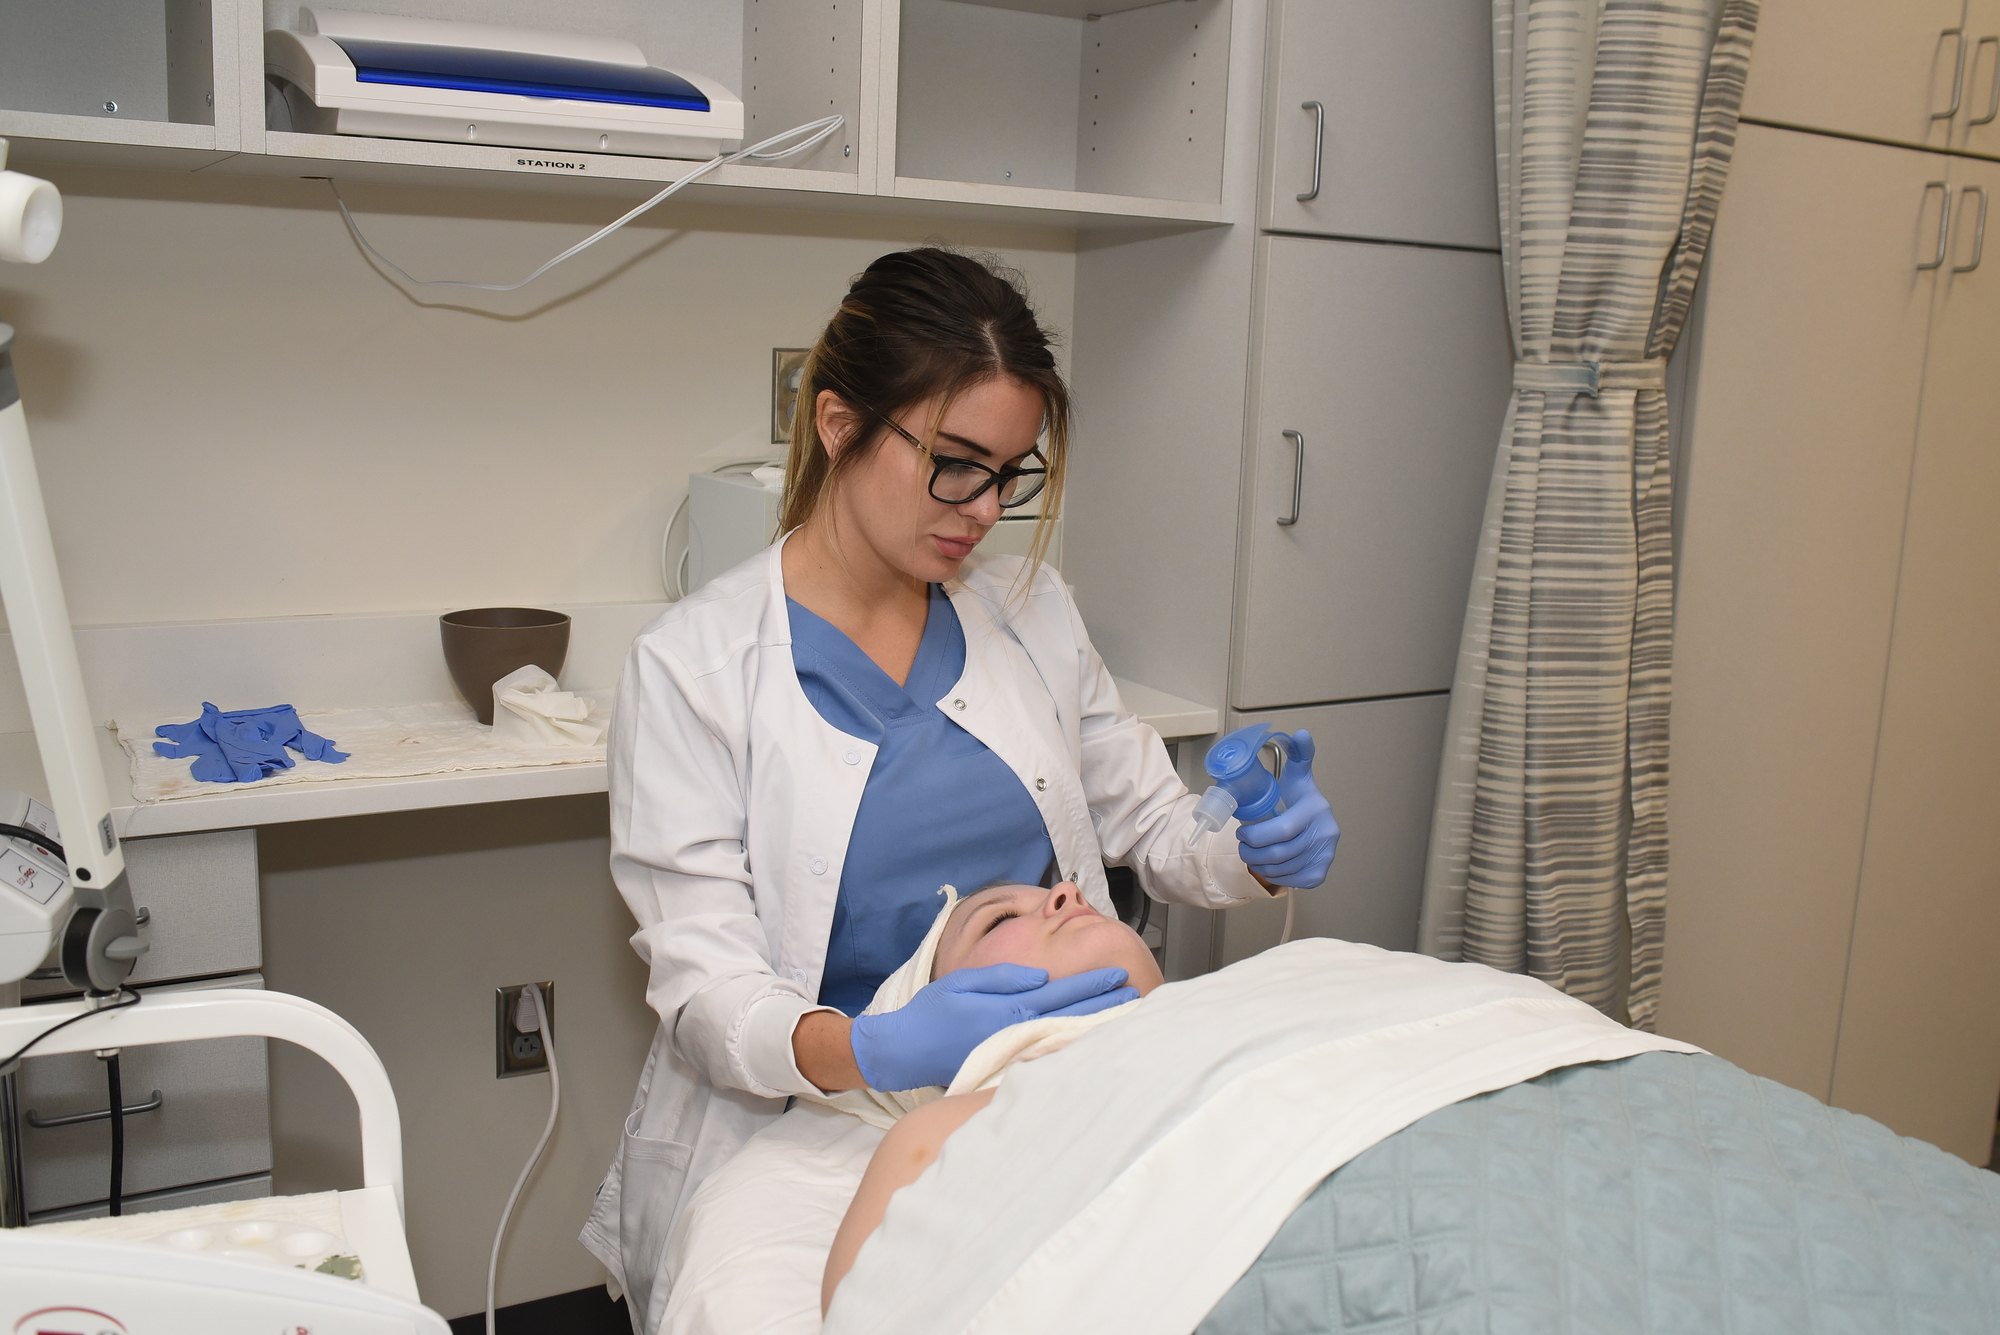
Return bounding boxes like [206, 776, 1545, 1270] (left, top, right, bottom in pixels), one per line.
[0, 603, 1220, 838]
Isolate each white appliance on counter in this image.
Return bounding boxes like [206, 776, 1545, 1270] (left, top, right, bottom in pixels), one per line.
[687, 466, 785, 596]
[266, 7, 745, 159]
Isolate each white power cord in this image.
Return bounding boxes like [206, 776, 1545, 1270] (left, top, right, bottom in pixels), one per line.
[486, 985, 560, 1335]
[329, 114, 844, 292]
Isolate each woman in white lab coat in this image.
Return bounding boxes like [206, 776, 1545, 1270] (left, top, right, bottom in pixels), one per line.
[581, 248, 1341, 1332]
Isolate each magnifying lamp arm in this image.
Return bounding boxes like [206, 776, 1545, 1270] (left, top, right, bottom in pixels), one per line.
[0, 145, 144, 992]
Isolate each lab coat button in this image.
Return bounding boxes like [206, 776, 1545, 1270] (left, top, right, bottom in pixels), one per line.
[1035, 777, 1048, 792]
[809, 857, 829, 876]
[952, 698, 966, 711]
[842, 749, 860, 765]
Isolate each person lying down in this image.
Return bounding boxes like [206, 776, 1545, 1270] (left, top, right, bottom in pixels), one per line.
[660, 885, 1705, 1335]
[671, 885, 2000, 1335]
[820, 880, 1165, 1311]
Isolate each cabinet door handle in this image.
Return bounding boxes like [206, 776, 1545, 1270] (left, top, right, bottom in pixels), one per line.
[25, 1089, 164, 1129]
[1278, 429, 1305, 526]
[1296, 101, 1325, 202]
[1953, 186, 1989, 272]
[1919, 181, 1952, 270]
[1936, 28, 1968, 121]
[1972, 37, 2000, 126]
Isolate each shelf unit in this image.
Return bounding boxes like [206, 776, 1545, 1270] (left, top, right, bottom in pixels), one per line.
[0, 0, 240, 170]
[884, 0, 1228, 218]
[0, 0, 1233, 226]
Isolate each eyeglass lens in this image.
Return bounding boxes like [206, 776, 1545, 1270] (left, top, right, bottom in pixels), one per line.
[929, 457, 1046, 507]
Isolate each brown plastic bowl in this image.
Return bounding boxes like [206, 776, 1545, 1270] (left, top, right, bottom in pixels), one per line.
[439, 608, 570, 725]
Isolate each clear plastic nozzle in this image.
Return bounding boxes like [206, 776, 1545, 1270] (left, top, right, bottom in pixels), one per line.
[1187, 784, 1238, 845]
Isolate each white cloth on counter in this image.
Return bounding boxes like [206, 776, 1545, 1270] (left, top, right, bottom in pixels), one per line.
[492, 664, 609, 748]
[117, 693, 612, 803]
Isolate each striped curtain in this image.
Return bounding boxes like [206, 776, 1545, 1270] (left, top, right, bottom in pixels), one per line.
[1416, 0, 1757, 1029]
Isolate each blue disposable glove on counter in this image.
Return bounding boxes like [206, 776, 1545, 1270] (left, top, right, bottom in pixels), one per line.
[154, 702, 348, 784]
[1235, 729, 1340, 889]
[849, 962, 1136, 1092]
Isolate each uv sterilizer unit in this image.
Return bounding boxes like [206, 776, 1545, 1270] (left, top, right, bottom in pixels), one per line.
[266, 7, 745, 159]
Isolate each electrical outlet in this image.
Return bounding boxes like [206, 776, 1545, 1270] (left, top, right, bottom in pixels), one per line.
[495, 981, 555, 1078]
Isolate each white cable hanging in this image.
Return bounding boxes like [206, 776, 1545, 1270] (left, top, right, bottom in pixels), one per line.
[329, 114, 845, 292]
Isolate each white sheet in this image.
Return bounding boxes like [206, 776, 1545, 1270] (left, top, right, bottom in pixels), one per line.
[661, 1100, 879, 1335]
[822, 939, 1703, 1335]
[662, 941, 1701, 1335]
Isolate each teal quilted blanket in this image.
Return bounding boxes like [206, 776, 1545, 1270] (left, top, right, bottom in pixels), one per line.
[1197, 1052, 2000, 1333]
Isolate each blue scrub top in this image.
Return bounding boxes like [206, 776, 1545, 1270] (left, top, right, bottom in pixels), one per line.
[789, 584, 1057, 1015]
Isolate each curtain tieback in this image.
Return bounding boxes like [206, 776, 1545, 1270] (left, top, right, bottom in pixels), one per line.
[1513, 358, 1668, 398]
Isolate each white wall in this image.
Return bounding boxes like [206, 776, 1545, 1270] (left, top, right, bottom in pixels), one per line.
[0, 166, 1079, 1318]
[0, 166, 1076, 626]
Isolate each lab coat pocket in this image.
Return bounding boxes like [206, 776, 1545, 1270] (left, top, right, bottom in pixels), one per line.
[619, 1124, 694, 1322]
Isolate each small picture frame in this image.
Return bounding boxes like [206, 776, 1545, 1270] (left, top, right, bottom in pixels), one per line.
[771, 348, 809, 444]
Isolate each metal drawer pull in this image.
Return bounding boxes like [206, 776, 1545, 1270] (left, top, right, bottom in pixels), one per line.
[1954, 185, 1989, 272]
[26, 1089, 164, 1129]
[1936, 27, 1968, 120]
[1919, 181, 1951, 270]
[1297, 101, 1325, 202]
[1278, 429, 1305, 526]
[1974, 36, 2000, 125]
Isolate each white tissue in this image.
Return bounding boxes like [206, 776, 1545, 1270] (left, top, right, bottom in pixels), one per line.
[491, 665, 607, 748]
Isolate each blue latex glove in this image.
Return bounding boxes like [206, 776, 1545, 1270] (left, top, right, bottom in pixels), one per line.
[154, 703, 348, 784]
[850, 963, 1136, 1092]
[1235, 729, 1340, 889]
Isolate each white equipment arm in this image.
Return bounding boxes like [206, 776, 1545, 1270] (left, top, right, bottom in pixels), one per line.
[0, 137, 144, 991]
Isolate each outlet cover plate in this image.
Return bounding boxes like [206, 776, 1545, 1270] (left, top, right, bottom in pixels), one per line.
[495, 981, 555, 1078]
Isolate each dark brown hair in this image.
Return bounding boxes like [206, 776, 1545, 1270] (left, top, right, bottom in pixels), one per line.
[779, 248, 1069, 572]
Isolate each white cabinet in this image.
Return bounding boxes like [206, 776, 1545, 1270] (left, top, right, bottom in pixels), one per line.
[1741, 0, 1988, 153]
[1260, 0, 1498, 249]
[1133, 3, 1502, 971]
[1215, 695, 1450, 967]
[1233, 235, 1510, 711]
[1967, 0, 2000, 157]
[1663, 124, 2000, 1165]
[1828, 151, 2000, 1162]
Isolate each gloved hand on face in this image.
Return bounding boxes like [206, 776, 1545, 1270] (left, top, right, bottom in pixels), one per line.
[849, 961, 1135, 1092]
[1233, 729, 1340, 889]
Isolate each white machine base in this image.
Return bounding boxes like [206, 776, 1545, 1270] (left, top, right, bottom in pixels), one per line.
[2, 1214, 447, 1333]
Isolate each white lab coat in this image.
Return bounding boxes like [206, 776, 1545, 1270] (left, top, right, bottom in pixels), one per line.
[580, 538, 1262, 1333]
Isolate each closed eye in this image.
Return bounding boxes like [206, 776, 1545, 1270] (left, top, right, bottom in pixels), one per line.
[981, 909, 1019, 937]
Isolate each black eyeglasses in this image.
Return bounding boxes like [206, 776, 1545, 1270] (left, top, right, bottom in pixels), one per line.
[858, 402, 1049, 509]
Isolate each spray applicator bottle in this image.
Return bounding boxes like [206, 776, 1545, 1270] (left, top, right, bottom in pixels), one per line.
[1187, 723, 1306, 943]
